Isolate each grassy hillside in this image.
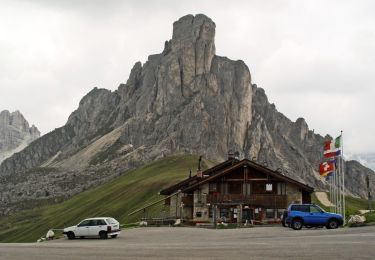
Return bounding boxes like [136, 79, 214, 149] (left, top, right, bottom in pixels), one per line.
[1, 156, 372, 242]
[0, 155, 207, 242]
[312, 192, 374, 218]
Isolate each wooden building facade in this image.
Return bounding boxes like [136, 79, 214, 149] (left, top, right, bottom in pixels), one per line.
[160, 158, 314, 224]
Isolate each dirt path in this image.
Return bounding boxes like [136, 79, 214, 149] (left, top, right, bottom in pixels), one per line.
[315, 191, 334, 207]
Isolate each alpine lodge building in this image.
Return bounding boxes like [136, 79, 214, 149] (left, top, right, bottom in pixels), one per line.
[160, 155, 314, 225]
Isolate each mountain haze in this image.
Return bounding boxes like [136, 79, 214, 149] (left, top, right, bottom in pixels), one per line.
[0, 14, 373, 215]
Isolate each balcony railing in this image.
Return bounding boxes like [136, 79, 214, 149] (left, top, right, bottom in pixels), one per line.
[206, 194, 287, 208]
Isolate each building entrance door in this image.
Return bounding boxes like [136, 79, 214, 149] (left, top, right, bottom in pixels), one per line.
[242, 208, 254, 223]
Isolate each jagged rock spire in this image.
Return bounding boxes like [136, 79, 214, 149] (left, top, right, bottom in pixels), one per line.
[171, 14, 216, 76]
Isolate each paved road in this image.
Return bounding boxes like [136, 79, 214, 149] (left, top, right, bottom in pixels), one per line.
[1, 226, 375, 259]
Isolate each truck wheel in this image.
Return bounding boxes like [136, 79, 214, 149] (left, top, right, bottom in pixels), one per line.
[99, 231, 108, 239]
[291, 219, 303, 230]
[327, 219, 339, 229]
[67, 232, 75, 240]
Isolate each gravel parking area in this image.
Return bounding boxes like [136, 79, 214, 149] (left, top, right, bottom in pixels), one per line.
[1, 226, 375, 259]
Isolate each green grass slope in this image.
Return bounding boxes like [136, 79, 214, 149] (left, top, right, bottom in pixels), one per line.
[312, 192, 374, 218]
[0, 155, 206, 242]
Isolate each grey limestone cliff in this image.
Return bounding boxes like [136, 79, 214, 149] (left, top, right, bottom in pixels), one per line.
[0, 14, 373, 215]
[0, 110, 40, 165]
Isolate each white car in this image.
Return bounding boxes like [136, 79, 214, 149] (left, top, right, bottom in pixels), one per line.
[63, 217, 121, 239]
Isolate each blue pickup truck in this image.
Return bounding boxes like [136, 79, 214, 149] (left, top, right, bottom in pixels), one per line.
[284, 204, 343, 230]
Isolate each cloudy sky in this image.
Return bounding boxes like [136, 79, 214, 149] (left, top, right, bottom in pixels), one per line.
[1, 0, 374, 156]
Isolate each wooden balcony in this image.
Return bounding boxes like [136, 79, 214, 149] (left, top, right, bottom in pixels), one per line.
[206, 194, 287, 208]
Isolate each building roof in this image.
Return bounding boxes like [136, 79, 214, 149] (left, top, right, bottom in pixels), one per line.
[160, 158, 314, 195]
[159, 158, 239, 195]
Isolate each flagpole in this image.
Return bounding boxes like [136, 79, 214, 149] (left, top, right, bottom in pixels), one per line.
[333, 159, 337, 213]
[333, 158, 336, 213]
[336, 157, 340, 214]
[335, 157, 340, 214]
[341, 130, 346, 224]
[332, 164, 334, 213]
[335, 152, 340, 214]
[331, 174, 334, 212]
[338, 155, 341, 215]
[336, 159, 340, 214]
[338, 155, 342, 216]
[330, 174, 333, 212]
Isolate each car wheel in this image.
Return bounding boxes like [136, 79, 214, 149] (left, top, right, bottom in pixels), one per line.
[111, 235, 118, 239]
[291, 219, 303, 230]
[99, 231, 108, 239]
[327, 219, 339, 229]
[67, 232, 75, 240]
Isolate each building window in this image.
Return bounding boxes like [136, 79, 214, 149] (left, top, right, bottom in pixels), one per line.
[219, 208, 229, 221]
[219, 183, 228, 194]
[266, 183, 273, 192]
[252, 182, 265, 194]
[243, 183, 251, 195]
[228, 182, 242, 194]
[196, 211, 202, 218]
[277, 183, 286, 195]
[197, 189, 202, 203]
[209, 183, 217, 192]
[266, 209, 275, 219]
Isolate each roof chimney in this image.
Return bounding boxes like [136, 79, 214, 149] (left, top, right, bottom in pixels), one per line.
[197, 156, 203, 178]
[197, 169, 203, 178]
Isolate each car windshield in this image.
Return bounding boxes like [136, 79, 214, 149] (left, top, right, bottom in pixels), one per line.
[311, 205, 325, 213]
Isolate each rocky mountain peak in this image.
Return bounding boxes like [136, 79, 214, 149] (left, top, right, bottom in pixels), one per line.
[172, 14, 215, 47]
[0, 110, 35, 134]
[0, 14, 373, 216]
[170, 14, 216, 76]
[0, 110, 40, 164]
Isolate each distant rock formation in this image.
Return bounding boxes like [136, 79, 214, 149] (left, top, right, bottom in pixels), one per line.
[347, 153, 375, 171]
[0, 110, 40, 165]
[345, 160, 374, 197]
[0, 14, 373, 215]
